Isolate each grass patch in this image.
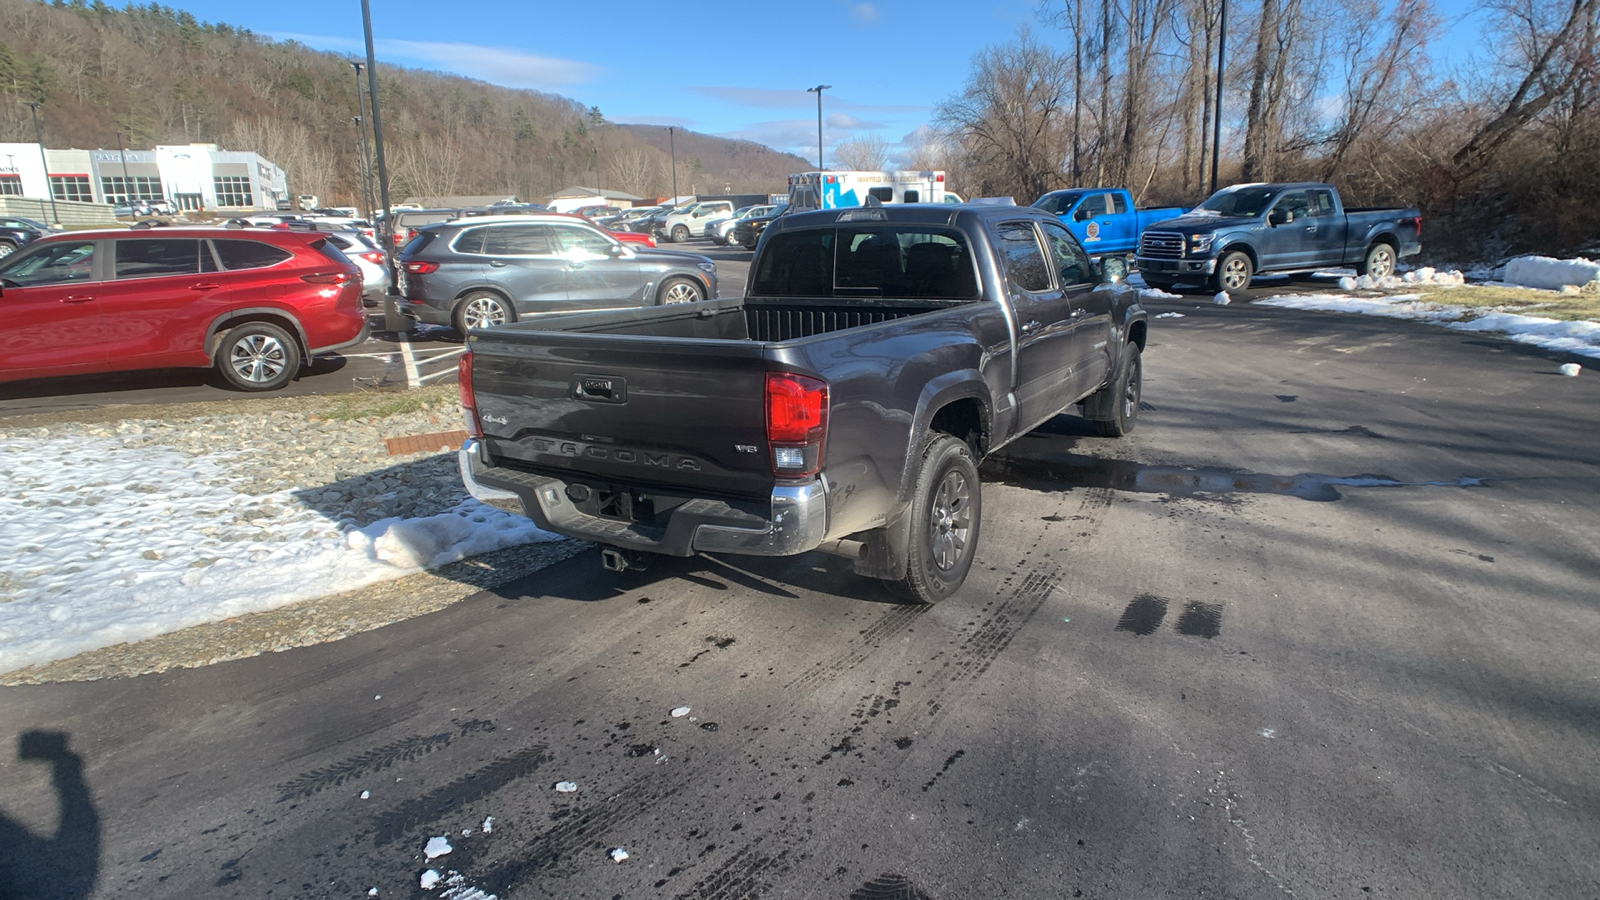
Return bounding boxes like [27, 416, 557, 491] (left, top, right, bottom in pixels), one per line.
[1406, 284, 1600, 322]
[312, 383, 458, 421]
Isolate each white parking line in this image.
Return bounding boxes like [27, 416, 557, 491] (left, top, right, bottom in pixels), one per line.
[398, 334, 422, 388]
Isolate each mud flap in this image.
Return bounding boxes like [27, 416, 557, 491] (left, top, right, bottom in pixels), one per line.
[851, 512, 911, 581]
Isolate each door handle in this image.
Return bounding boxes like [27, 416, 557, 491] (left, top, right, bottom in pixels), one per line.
[60, 295, 95, 303]
[189, 282, 220, 290]
[566, 263, 586, 270]
[488, 261, 507, 267]
[1070, 308, 1087, 318]
[1019, 320, 1041, 335]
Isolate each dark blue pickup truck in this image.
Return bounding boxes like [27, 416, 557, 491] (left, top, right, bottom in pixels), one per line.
[1134, 182, 1421, 292]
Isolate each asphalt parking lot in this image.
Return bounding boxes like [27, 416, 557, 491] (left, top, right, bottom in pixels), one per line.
[2, 281, 1595, 898]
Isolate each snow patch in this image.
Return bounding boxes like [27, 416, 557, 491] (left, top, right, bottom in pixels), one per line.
[1502, 255, 1600, 291]
[1338, 267, 1465, 291]
[1213, 292, 1231, 305]
[1141, 287, 1183, 300]
[671, 706, 691, 718]
[610, 847, 630, 863]
[1559, 363, 1582, 376]
[554, 781, 578, 793]
[425, 836, 453, 859]
[1155, 312, 1186, 319]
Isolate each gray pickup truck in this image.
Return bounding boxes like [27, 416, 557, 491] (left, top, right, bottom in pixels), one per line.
[1135, 182, 1422, 292]
[457, 203, 1148, 603]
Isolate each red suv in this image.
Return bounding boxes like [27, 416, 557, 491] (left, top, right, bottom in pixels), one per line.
[0, 227, 368, 392]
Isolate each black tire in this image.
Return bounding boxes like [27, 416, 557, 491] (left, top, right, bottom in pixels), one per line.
[453, 290, 514, 334]
[658, 276, 705, 304]
[740, 238, 757, 251]
[1083, 343, 1142, 437]
[888, 435, 982, 605]
[216, 321, 301, 392]
[1211, 250, 1253, 292]
[0, 240, 17, 258]
[671, 224, 690, 243]
[1358, 242, 1396, 278]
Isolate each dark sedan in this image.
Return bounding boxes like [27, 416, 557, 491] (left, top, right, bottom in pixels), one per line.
[396, 214, 718, 333]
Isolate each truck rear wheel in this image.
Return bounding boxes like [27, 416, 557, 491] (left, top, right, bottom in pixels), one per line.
[889, 435, 981, 605]
[1083, 343, 1142, 437]
[1358, 242, 1396, 279]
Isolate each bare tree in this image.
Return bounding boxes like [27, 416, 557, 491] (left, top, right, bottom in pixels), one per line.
[608, 146, 654, 196]
[936, 28, 1074, 200]
[832, 134, 891, 170]
[1320, 0, 1438, 181]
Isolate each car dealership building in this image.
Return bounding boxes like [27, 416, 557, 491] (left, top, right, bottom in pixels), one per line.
[0, 142, 288, 213]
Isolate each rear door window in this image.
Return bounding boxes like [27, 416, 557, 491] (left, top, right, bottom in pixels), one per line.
[996, 223, 1051, 293]
[115, 238, 215, 279]
[483, 225, 555, 256]
[212, 239, 292, 270]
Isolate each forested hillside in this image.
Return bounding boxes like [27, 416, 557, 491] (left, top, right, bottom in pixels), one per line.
[0, 0, 809, 205]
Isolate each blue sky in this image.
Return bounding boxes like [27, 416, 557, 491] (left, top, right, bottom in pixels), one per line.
[172, 0, 1487, 165]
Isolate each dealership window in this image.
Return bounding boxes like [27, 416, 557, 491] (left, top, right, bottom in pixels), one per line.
[212, 175, 253, 208]
[100, 175, 165, 205]
[0, 174, 20, 196]
[50, 175, 94, 203]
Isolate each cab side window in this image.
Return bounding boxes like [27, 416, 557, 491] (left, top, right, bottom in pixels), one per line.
[1076, 193, 1109, 221]
[997, 222, 1051, 293]
[1040, 222, 1093, 287]
[1309, 189, 1336, 217]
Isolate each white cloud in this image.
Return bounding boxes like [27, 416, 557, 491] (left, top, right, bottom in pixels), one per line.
[850, 3, 881, 26]
[269, 33, 601, 89]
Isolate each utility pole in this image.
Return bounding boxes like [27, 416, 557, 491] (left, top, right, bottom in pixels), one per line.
[668, 126, 678, 205]
[1210, 0, 1227, 194]
[24, 102, 59, 224]
[360, 0, 403, 333]
[115, 129, 133, 208]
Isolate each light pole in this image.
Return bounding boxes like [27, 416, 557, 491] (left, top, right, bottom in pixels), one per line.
[1210, 0, 1227, 193]
[359, 0, 403, 334]
[667, 126, 678, 205]
[24, 101, 59, 224]
[115, 129, 133, 208]
[351, 61, 375, 218]
[806, 85, 830, 171]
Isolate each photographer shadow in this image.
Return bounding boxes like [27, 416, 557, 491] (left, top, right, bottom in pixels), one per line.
[0, 730, 99, 900]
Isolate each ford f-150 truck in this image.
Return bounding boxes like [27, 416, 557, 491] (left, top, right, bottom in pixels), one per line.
[1134, 182, 1421, 292]
[1032, 188, 1187, 260]
[456, 203, 1148, 603]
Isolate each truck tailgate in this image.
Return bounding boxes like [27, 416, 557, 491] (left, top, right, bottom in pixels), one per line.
[469, 331, 777, 500]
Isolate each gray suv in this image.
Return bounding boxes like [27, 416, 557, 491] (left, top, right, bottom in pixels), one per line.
[397, 214, 719, 332]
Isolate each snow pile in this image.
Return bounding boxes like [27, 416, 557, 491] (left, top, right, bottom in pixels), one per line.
[1338, 267, 1465, 291]
[1559, 363, 1582, 376]
[1213, 292, 1231, 305]
[0, 433, 563, 674]
[1255, 293, 1600, 359]
[1501, 256, 1600, 291]
[425, 836, 453, 859]
[1140, 286, 1183, 300]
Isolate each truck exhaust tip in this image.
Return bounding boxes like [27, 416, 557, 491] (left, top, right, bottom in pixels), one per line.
[600, 546, 652, 573]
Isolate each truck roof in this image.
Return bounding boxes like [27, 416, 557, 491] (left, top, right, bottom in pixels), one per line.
[767, 202, 1053, 238]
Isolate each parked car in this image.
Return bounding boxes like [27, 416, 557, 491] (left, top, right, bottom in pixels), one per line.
[708, 205, 777, 245]
[317, 230, 392, 304]
[395, 214, 717, 334]
[0, 227, 368, 391]
[0, 218, 46, 257]
[1031, 188, 1187, 260]
[655, 200, 734, 243]
[732, 205, 789, 250]
[624, 205, 687, 235]
[1135, 182, 1422, 292]
[608, 207, 662, 231]
[574, 205, 621, 220]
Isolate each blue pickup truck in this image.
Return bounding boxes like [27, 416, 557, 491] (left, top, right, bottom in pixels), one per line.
[1134, 182, 1422, 292]
[1032, 188, 1187, 260]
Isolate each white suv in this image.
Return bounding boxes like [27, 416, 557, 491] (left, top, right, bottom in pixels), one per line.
[654, 201, 734, 243]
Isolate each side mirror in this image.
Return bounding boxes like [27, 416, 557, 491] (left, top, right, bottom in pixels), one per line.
[1269, 208, 1292, 226]
[1099, 257, 1128, 284]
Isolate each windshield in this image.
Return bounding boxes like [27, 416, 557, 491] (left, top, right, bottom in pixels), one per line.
[1032, 191, 1082, 215]
[1196, 187, 1278, 218]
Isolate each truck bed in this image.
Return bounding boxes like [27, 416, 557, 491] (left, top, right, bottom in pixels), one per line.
[492, 295, 966, 343]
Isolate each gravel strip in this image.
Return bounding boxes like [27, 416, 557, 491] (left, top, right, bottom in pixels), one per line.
[0, 389, 590, 685]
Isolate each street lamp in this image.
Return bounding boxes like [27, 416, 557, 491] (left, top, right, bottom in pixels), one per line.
[23, 101, 59, 224]
[806, 85, 830, 171]
[667, 126, 678, 205]
[115, 129, 133, 208]
[351, 61, 375, 219]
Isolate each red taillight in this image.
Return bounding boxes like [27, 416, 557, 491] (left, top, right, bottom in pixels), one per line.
[459, 353, 482, 438]
[302, 271, 353, 285]
[1414, 215, 1423, 239]
[765, 372, 828, 477]
[360, 251, 386, 264]
[405, 260, 440, 274]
